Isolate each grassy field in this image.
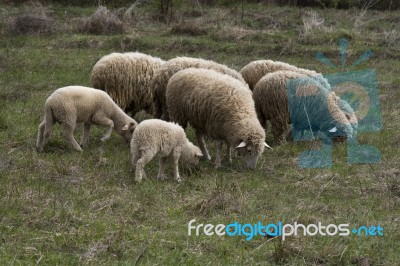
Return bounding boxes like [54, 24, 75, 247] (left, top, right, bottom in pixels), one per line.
[0, 2, 399, 265]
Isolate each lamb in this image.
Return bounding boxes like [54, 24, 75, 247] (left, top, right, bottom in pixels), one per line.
[151, 56, 248, 120]
[240, 59, 323, 90]
[252, 70, 354, 144]
[130, 119, 203, 183]
[166, 68, 271, 169]
[91, 52, 164, 117]
[36, 86, 137, 152]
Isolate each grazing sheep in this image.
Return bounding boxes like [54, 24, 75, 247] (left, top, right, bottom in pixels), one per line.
[151, 56, 247, 120]
[131, 119, 203, 183]
[253, 71, 353, 144]
[240, 59, 329, 90]
[166, 68, 271, 169]
[91, 52, 164, 116]
[36, 86, 137, 152]
[241, 59, 357, 133]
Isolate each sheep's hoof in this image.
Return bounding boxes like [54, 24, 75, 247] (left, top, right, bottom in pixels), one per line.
[135, 178, 142, 183]
[175, 177, 182, 182]
[100, 137, 108, 142]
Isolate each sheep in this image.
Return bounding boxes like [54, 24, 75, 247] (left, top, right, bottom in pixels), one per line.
[91, 52, 164, 117]
[240, 59, 323, 91]
[241, 59, 357, 134]
[151, 56, 248, 121]
[166, 68, 271, 169]
[36, 86, 137, 152]
[252, 70, 354, 144]
[130, 119, 203, 183]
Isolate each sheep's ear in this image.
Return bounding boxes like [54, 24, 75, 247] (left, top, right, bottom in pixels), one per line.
[128, 122, 136, 132]
[195, 151, 203, 157]
[236, 141, 246, 148]
[264, 142, 273, 150]
[122, 124, 129, 131]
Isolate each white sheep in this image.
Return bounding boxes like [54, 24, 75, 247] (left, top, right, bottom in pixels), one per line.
[166, 68, 271, 169]
[130, 119, 203, 183]
[36, 86, 137, 152]
[240, 59, 321, 90]
[253, 71, 354, 144]
[91, 52, 164, 116]
[151, 56, 248, 120]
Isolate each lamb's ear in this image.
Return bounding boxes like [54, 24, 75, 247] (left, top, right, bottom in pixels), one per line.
[195, 151, 203, 157]
[122, 124, 129, 131]
[236, 141, 246, 148]
[264, 142, 273, 150]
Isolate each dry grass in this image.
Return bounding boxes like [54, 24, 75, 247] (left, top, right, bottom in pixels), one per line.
[80, 6, 125, 35]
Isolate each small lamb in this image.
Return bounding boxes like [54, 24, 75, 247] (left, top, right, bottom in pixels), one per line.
[36, 86, 137, 152]
[130, 119, 203, 183]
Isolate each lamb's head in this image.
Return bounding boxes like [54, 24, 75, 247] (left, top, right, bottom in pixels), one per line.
[181, 140, 203, 165]
[235, 122, 272, 169]
[120, 120, 138, 144]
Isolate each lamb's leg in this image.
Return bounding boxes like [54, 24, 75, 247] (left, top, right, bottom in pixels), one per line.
[135, 151, 153, 183]
[92, 114, 114, 142]
[172, 148, 182, 182]
[36, 120, 46, 152]
[196, 132, 211, 160]
[157, 157, 167, 180]
[215, 140, 223, 168]
[80, 122, 91, 147]
[62, 122, 82, 151]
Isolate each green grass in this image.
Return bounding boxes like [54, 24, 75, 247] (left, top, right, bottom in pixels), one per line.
[0, 2, 399, 265]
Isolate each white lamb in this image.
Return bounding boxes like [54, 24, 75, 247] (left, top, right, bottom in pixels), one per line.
[36, 86, 137, 152]
[130, 119, 203, 183]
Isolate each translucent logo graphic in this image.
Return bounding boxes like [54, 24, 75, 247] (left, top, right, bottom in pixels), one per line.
[287, 39, 382, 168]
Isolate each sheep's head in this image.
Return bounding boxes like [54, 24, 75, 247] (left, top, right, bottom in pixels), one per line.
[181, 141, 203, 165]
[325, 92, 355, 139]
[121, 121, 137, 144]
[236, 140, 272, 169]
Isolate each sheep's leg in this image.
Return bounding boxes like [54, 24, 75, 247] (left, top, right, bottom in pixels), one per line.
[157, 157, 167, 180]
[80, 122, 91, 147]
[135, 151, 153, 183]
[196, 132, 211, 160]
[36, 120, 46, 152]
[62, 122, 82, 151]
[215, 140, 223, 168]
[271, 117, 288, 145]
[172, 149, 182, 182]
[92, 115, 114, 142]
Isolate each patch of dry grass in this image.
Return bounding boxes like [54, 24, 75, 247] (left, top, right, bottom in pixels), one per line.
[80, 6, 125, 35]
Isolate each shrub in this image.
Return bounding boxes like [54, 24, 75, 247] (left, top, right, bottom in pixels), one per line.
[9, 13, 55, 35]
[80, 6, 125, 35]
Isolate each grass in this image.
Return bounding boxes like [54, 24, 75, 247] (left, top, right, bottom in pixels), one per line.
[1, 2, 399, 265]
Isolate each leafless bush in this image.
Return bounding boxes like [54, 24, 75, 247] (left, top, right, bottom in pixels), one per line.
[301, 10, 324, 36]
[9, 13, 55, 35]
[80, 6, 125, 35]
